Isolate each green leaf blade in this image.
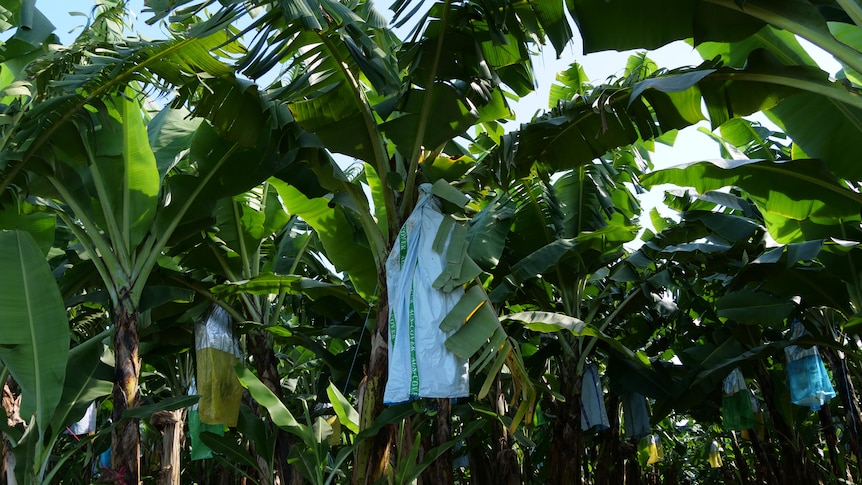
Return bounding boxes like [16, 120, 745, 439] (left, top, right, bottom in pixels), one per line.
[0, 230, 69, 436]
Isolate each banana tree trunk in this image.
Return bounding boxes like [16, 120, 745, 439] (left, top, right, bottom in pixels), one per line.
[548, 359, 583, 485]
[3, 375, 23, 485]
[755, 365, 806, 483]
[112, 299, 141, 484]
[821, 346, 862, 480]
[151, 409, 185, 485]
[353, 287, 395, 485]
[247, 330, 301, 485]
[818, 404, 851, 480]
[746, 424, 779, 485]
[490, 388, 520, 485]
[728, 432, 752, 485]
[434, 398, 454, 485]
[595, 393, 622, 485]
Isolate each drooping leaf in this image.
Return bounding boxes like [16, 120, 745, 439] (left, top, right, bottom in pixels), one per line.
[440, 286, 501, 359]
[148, 106, 202, 181]
[715, 288, 794, 326]
[235, 364, 313, 444]
[502, 311, 645, 363]
[641, 158, 862, 222]
[0, 230, 69, 437]
[49, 335, 110, 437]
[212, 273, 367, 311]
[326, 382, 359, 434]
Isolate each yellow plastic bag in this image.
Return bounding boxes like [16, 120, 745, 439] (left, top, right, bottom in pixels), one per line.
[195, 306, 243, 426]
[708, 441, 723, 468]
[647, 435, 663, 465]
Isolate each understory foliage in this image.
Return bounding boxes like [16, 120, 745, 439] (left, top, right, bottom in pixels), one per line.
[2, 0, 862, 484]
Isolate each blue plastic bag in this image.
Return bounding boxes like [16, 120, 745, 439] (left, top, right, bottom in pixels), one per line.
[580, 364, 609, 431]
[785, 321, 835, 410]
[622, 392, 651, 439]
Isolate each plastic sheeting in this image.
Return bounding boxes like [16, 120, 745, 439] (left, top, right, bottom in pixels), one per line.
[722, 368, 755, 431]
[580, 363, 609, 431]
[785, 321, 836, 410]
[622, 392, 651, 439]
[384, 184, 469, 404]
[195, 305, 243, 426]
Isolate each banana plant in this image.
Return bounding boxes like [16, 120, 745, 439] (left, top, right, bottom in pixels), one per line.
[0, 3, 307, 477]
[136, 0, 592, 481]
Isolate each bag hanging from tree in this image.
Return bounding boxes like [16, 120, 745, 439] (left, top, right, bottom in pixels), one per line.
[721, 368, 755, 431]
[580, 363, 610, 431]
[195, 305, 243, 426]
[384, 184, 469, 403]
[646, 434, 663, 464]
[784, 321, 836, 410]
[708, 440, 723, 468]
[622, 392, 651, 439]
[740, 394, 765, 441]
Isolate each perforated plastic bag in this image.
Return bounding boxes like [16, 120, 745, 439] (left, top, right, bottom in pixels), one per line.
[384, 184, 469, 404]
[722, 368, 755, 431]
[188, 378, 224, 460]
[785, 321, 836, 410]
[623, 392, 651, 439]
[195, 305, 243, 426]
[580, 363, 610, 431]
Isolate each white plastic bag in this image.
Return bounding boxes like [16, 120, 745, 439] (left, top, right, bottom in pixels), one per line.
[65, 401, 97, 436]
[384, 184, 469, 404]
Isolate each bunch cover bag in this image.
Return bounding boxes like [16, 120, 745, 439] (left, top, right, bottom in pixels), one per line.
[646, 434, 663, 465]
[384, 184, 469, 403]
[580, 363, 610, 431]
[622, 392, 651, 439]
[785, 321, 835, 410]
[188, 378, 224, 460]
[195, 305, 243, 426]
[721, 368, 755, 431]
[708, 441, 723, 468]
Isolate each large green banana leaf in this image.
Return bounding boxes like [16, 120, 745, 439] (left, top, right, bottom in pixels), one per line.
[0, 230, 69, 438]
[268, 178, 377, 301]
[696, 24, 862, 182]
[492, 50, 847, 181]
[641, 158, 862, 242]
[89, 90, 160, 253]
[568, 0, 858, 72]
[641, 158, 862, 219]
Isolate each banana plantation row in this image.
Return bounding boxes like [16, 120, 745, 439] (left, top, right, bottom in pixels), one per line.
[2, 0, 862, 483]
